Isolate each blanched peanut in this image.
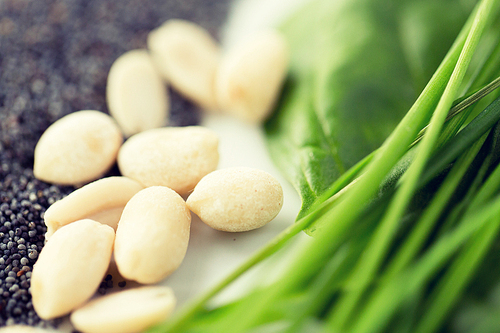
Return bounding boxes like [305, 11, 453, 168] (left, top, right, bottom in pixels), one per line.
[147, 19, 220, 110]
[70, 286, 176, 333]
[84, 207, 124, 231]
[117, 126, 219, 195]
[43, 176, 143, 240]
[33, 110, 123, 186]
[215, 30, 289, 123]
[106, 49, 169, 137]
[31, 219, 115, 320]
[114, 186, 191, 284]
[187, 167, 283, 232]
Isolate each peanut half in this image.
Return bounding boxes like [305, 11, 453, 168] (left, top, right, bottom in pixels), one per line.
[70, 286, 176, 333]
[215, 30, 289, 123]
[187, 167, 283, 232]
[117, 126, 219, 195]
[31, 219, 115, 319]
[43, 176, 144, 240]
[148, 19, 220, 110]
[33, 110, 123, 186]
[114, 186, 191, 284]
[106, 49, 169, 137]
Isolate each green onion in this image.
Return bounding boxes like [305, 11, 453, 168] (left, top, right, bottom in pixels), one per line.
[149, 0, 500, 331]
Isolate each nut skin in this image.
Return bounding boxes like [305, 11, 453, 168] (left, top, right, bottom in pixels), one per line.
[114, 186, 191, 284]
[117, 126, 219, 195]
[43, 176, 144, 240]
[106, 49, 170, 137]
[70, 286, 176, 333]
[187, 167, 284, 232]
[33, 110, 123, 186]
[31, 219, 115, 320]
[148, 19, 220, 111]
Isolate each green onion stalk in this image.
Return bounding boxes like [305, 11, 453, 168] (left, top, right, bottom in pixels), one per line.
[149, 0, 500, 332]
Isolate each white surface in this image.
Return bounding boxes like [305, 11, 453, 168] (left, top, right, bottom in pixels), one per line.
[162, 114, 302, 308]
[221, 0, 311, 49]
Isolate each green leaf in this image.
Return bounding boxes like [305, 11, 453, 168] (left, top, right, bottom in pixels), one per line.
[265, 0, 476, 220]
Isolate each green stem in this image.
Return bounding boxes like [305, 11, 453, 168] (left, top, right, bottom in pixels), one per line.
[468, 153, 500, 211]
[415, 212, 500, 333]
[448, 75, 500, 120]
[351, 194, 500, 333]
[411, 75, 500, 148]
[325, 0, 492, 329]
[155, 193, 338, 332]
[421, 97, 500, 185]
[382, 136, 484, 280]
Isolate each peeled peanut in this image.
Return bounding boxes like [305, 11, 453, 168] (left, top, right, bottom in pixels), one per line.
[70, 286, 176, 333]
[31, 219, 115, 319]
[43, 176, 144, 240]
[117, 126, 219, 195]
[114, 186, 191, 284]
[215, 30, 289, 123]
[187, 167, 283, 232]
[106, 49, 169, 137]
[33, 110, 123, 185]
[84, 207, 124, 231]
[148, 19, 220, 110]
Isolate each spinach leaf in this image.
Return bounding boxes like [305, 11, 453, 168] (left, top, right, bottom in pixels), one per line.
[264, 0, 476, 220]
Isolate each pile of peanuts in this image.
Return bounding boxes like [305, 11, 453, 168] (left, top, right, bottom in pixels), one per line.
[28, 19, 288, 333]
[108, 19, 289, 135]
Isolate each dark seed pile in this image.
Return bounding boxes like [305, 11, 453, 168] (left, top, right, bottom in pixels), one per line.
[0, 0, 230, 328]
[0, 169, 71, 328]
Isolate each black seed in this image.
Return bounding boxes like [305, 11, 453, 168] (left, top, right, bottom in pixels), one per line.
[27, 250, 38, 260]
[9, 284, 20, 293]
